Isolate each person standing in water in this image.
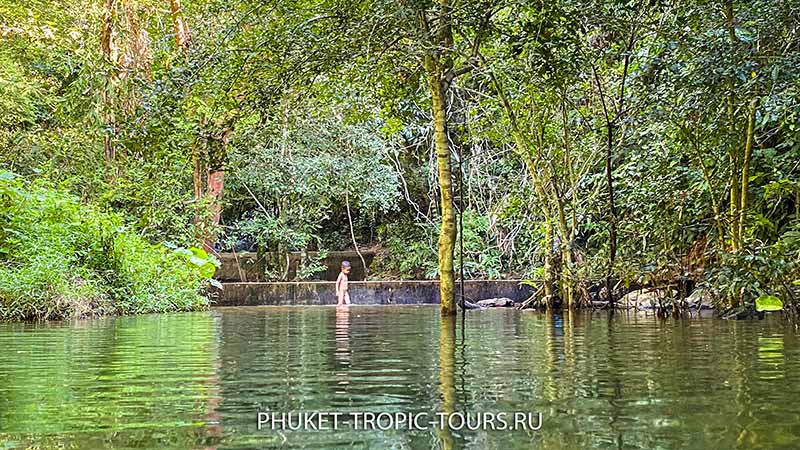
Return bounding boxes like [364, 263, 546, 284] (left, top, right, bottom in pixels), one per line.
[336, 261, 351, 306]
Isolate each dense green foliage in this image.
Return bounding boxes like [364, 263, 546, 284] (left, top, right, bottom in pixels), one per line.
[0, 171, 214, 320]
[225, 92, 401, 254]
[1, 0, 798, 314]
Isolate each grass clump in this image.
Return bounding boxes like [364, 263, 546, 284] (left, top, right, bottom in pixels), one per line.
[0, 170, 215, 321]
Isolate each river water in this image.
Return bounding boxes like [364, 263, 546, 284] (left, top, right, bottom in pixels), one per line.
[1, 305, 799, 449]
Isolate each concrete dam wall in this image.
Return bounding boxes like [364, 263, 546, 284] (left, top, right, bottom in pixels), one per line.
[212, 252, 532, 306]
[212, 280, 533, 306]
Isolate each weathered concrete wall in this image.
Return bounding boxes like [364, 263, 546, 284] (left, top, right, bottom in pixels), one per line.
[215, 252, 265, 282]
[211, 280, 532, 306]
[215, 251, 375, 282]
[318, 251, 375, 281]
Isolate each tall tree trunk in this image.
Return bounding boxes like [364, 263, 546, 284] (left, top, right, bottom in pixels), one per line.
[724, 0, 741, 253]
[724, 0, 743, 308]
[543, 154, 570, 308]
[593, 64, 618, 307]
[202, 128, 232, 252]
[592, 23, 635, 308]
[121, 0, 151, 75]
[101, 0, 116, 161]
[729, 154, 741, 251]
[425, 56, 457, 316]
[604, 122, 617, 306]
[560, 94, 576, 308]
[420, 0, 458, 316]
[543, 220, 555, 308]
[172, 0, 193, 198]
[169, 0, 224, 251]
[738, 98, 758, 245]
[175, 1, 200, 205]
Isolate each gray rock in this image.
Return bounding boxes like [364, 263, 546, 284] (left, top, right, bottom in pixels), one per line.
[476, 297, 516, 307]
[462, 300, 485, 310]
[618, 288, 677, 310]
[686, 287, 717, 310]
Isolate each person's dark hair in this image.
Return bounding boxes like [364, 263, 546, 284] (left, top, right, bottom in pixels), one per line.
[341, 260, 351, 268]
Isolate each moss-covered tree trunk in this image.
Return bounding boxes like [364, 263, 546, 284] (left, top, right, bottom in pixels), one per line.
[425, 56, 457, 316]
[738, 98, 757, 249]
[417, 0, 461, 316]
[724, 0, 741, 254]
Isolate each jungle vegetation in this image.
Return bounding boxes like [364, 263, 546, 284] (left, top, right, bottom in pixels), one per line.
[1, 0, 799, 319]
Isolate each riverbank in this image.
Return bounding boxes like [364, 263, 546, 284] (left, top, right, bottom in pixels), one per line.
[0, 172, 216, 321]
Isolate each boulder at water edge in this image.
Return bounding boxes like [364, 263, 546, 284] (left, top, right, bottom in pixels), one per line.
[619, 288, 677, 310]
[476, 297, 516, 307]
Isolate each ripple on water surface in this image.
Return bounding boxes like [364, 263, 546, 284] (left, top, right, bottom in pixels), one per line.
[1, 306, 799, 449]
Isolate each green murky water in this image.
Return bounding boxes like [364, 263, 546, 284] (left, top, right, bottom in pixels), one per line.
[1, 306, 799, 449]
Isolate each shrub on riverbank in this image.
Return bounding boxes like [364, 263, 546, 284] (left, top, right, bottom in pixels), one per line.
[0, 171, 215, 321]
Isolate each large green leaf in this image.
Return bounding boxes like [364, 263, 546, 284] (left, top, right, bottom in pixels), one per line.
[755, 295, 783, 312]
[188, 246, 209, 260]
[173, 246, 219, 279]
[198, 261, 217, 279]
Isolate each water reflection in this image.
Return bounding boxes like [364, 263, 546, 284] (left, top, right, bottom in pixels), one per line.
[0, 313, 221, 449]
[1, 307, 800, 449]
[335, 305, 351, 382]
[757, 336, 785, 381]
[438, 316, 457, 450]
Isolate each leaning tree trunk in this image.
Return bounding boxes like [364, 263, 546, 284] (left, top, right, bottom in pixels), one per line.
[425, 56, 457, 317]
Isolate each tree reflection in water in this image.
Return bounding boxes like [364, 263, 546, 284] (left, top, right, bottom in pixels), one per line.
[335, 305, 351, 388]
[438, 315, 457, 450]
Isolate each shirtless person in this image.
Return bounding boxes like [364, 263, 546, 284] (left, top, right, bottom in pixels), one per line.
[336, 261, 351, 306]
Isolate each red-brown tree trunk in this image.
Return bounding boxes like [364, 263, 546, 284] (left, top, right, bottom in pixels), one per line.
[170, 0, 191, 49]
[204, 170, 225, 252]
